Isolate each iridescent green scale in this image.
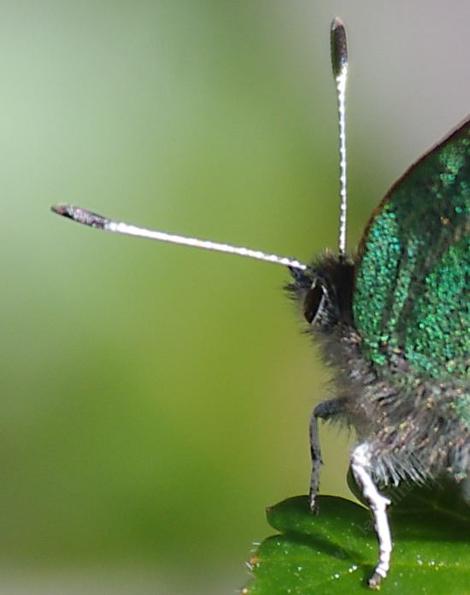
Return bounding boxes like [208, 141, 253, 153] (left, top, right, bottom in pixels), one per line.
[354, 120, 470, 390]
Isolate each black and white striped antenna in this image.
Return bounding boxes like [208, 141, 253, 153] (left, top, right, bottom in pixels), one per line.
[50, 204, 307, 271]
[51, 19, 349, 270]
[330, 18, 349, 258]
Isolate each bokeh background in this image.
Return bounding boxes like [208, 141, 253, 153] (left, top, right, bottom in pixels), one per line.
[2, 1, 470, 593]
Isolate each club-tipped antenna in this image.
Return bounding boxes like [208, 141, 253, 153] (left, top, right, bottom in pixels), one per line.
[51, 204, 307, 271]
[330, 17, 349, 258]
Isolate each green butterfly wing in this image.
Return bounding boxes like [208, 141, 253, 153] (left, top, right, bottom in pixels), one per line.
[353, 118, 470, 381]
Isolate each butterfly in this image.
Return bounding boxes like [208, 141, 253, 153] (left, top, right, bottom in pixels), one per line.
[52, 18, 469, 589]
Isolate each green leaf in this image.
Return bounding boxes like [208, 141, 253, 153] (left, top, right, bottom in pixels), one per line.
[244, 486, 470, 594]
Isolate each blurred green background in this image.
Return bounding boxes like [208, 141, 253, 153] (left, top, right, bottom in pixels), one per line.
[2, 1, 469, 593]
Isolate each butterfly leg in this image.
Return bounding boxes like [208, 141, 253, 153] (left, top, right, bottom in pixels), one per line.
[350, 442, 392, 589]
[309, 398, 345, 511]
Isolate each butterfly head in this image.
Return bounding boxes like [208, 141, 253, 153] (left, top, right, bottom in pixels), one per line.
[287, 255, 354, 333]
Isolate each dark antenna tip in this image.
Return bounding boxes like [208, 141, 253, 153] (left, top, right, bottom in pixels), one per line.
[330, 18, 348, 78]
[51, 204, 108, 229]
[51, 203, 72, 217]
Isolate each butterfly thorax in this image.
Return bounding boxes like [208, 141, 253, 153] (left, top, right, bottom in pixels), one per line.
[288, 252, 469, 486]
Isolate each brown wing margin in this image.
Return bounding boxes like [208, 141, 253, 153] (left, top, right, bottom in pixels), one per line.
[357, 115, 470, 260]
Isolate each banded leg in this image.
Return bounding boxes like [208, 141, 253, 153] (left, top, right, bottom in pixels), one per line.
[309, 398, 345, 511]
[350, 443, 392, 589]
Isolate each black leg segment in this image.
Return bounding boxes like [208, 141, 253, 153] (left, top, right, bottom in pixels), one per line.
[309, 398, 345, 511]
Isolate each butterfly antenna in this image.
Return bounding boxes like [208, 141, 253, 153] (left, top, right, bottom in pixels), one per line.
[331, 18, 349, 258]
[51, 204, 307, 271]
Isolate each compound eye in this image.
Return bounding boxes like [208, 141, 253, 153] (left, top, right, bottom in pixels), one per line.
[303, 282, 327, 324]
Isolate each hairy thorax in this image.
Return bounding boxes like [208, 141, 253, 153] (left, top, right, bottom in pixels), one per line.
[288, 253, 470, 487]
